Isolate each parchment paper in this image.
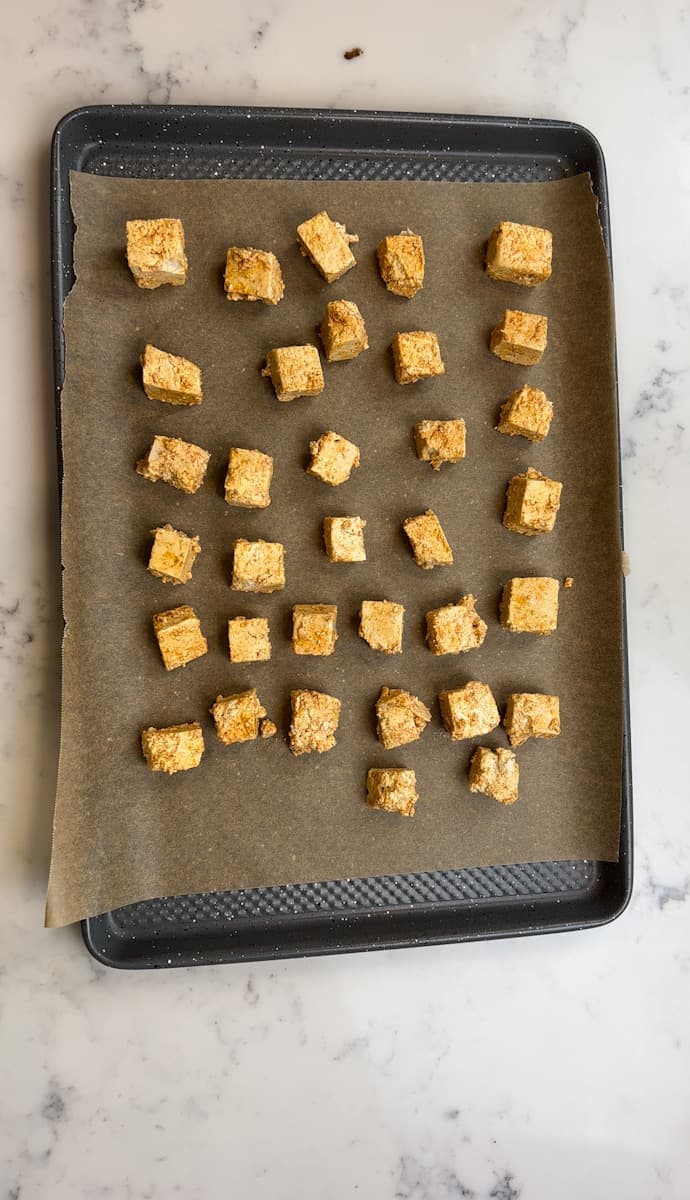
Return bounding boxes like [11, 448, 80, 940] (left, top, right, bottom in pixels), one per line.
[46, 170, 623, 927]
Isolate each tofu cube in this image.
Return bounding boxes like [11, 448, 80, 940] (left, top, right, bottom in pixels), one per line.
[500, 577, 560, 634]
[289, 689, 341, 756]
[292, 604, 338, 656]
[375, 687, 431, 750]
[148, 524, 201, 585]
[485, 221, 552, 287]
[503, 467, 563, 536]
[359, 600, 404, 654]
[490, 309, 548, 365]
[152, 605, 208, 671]
[224, 246, 284, 305]
[126, 218, 188, 288]
[377, 231, 425, 298]
[497, 385, 553, 442]
[296, 210, 358, 282]
[227, 616, 272, 663]
[403, 509, 453, 569]
[224, 448, 273, 509]
[141, 344, 202, 406]
[323, 516, 366, 562]
[392, 331, 445, 384]
[210, 689, 267, 745]
[469, 746, 519, 805]
[231, 539, 285, 594]
[307, 431, 360, 486]
[141, 723, 204, 774]
[136, 435, 210, 495]
[366, 768, 418, 817]
[261, 344, 325, 402]
[319, 300, 369, 362]
[504, 693, 560, 747]
[439, 681, 500, 741]
[425, 596, 487, 655]
[414, 419, 466, 470]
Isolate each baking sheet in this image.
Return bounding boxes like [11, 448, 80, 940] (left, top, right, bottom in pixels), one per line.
[46, 170, 623, 928]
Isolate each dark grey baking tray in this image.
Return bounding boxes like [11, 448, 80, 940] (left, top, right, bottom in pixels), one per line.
[50, 105, 632, 968]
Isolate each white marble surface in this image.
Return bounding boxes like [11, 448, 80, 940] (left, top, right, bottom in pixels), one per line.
[1, 1, 689, 1196]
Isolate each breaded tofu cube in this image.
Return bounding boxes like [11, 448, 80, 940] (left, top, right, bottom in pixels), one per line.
[359, 600, 404, 654]
[426, 596, 487, 655]
[403, 509, 453, 569]
[439, 681, 500, 741]
[504, 693, 560, 747]
[136, 435, 210, 495]
[320, 300, 369, 361]
[375, 687, 431, 750]
[307, 431, 360, 486]
[141, 344, 202, 406]
[231, 539, 285, 593]
[126, 218, 188, 288]
[141, 723, 204, 774]
[289, 689, 341, 756]
[485, 221, 552, 287]
[497, 385, 553, 442]
[377, 231, 425, 298]
[503, 467, 563, 536]
[148, 524, 201, 585]
[262, 344, 324, 402]
[323, 516, 366, 562]
[292, 604, 338, 656]
[469, 746, 519, 805]
[227, 616, 271, 663]
[224, 246, 284, 305]
[500, 577, 559, 634]
[224, 448, 273, 509]
[210, 689, 267, 745]
[392, 331, 445, 384]
[296, 210, 358, 282]
[490, 309, 548, 365]
[366, 768, 418, 817]
[152, 605, 208, 671]
[414, 419, 466, 469]
[260, 719, 277, 738]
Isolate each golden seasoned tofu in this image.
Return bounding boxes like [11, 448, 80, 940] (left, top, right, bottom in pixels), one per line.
[288, 689, 341, 756]
[403, 509, 453, 569]
[292, 604, 338, 656]
[392, 331, 445, 384]
[485, 221, 552, 287]
[504, 693, 560, 747]
[503, 467, 562, 536]
[500, 577, 560, 634]
[231, 539, 285, 593]
[210, 689, 267, 745]
[296, 210, 358, 282]
[414, 419, 466, 470]
[126, 217, 188, 288]
[141, 723, 204, 774]
[152, 605, 208, 671]
[227, 616, 272, 663]
[359, 600, 404, 654]
[224, 246, 284, 305]
[469, 746, 519, 805]
[377, 231, 425, 298]
[375, 687, 431, 750]
[366, 768, 418, 817]
[141, 344, 202, 405]
[323, 516, 366, 562]
[260, 719, 277, 738]
[307, 431, 360, 486]
[136, 435, 210, 495]
[224, 448, 273, 509]
[425, 596, 487, 655]
[148, 525, 201, 585]
[261, 344, 325, 402]
[490, 309, 548, 365]
[497, 385, 553, 442]
[439, 681, 500, 741]
[319, 300, 369, 361]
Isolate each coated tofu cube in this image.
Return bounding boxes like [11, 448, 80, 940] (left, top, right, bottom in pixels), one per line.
[152, 605, 208, 671]
[469, 746, 519, 805]
[224, 448, 273, 509]
[261, 344, 325, 402]
[289, 689, 341, 756]
[392, 331, 445, 384]
[497, 385, 553, 442]
[366, 768, 418, 817]
[425, 595, 487, 655]
[439, 681, 500, 741]
[375, 687, 431, 750]
[126, 218, 188, 289]
[377, 231, 425, 298]
[210, 689, 267, 745]
[403, 509, 453, 569]
[307, 431, 360, 486]
[359, 600, 404, 654]
[224, 246, 284, 305]
[485, 221, 552, 287]
[136, 435, 210, 495]
[141, 344, 202, 406]
[292, 604, 338, 656]
[503, 467, 562, 536]
[319, 300, 369, 362]
[490, 309, 548, 365]
[500, 577, 559, 634]
[323, 516, 366, 562]
[148, 524, 201, 585]
[227, 616, 272, 663]
[296, 210, 358, 283]
[231, 539, 285, 594]
[504, 693, 560, 747]
[260, 719, 277, 738]
[141, 723, 204, 774]
[414, 419, 466, 470]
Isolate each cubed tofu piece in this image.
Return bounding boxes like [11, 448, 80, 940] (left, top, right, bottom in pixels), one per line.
[469, 746, 519, 805]
[426, 595, 487, 655]
[503, 467, 563, 536]
[414, 419, 466, 469]
[504, 693, 560, 747]
[126, 218, 188, 289]
[289, 689, 341, 756]
[392, 331, 445, 384]
[377, 231, 425, 298]
[140, 344, 202, 406]
[366, 768, 418, 817]
[224, 246, 284, 305]
[500, 577, 560, 634]
[497, 385, 553, 442]
[375, 687, 431, 750]
[227, 616, 272, 663]
[439, 681, 500, 741]
[136, 435, 210, 495]
[152, 605, 208, 671]
[485, 221, 552, 287]
[319, 300, 369, 362]
[292, 604, 338, 656]
[141, 723, 204, 774]
[261, 344, 324, 402]
[296, 210, 358, 282]
[307, 431, 360, 486]
[224, 448, 273, 509]
[231, 539, 285, 594]
[210, 689, 267, 745]
[323, 516, 366, 562]
[403, 509, 453, 569]
[490, 309, 548, 365]
[359, 600, 404, 654]
[148, 524, 201, 585]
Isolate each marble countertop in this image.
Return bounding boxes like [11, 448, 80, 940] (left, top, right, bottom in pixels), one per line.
[2, 1, 689, 1196]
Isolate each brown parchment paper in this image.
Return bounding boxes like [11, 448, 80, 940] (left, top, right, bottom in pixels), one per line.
[46, 170, 623, 927]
